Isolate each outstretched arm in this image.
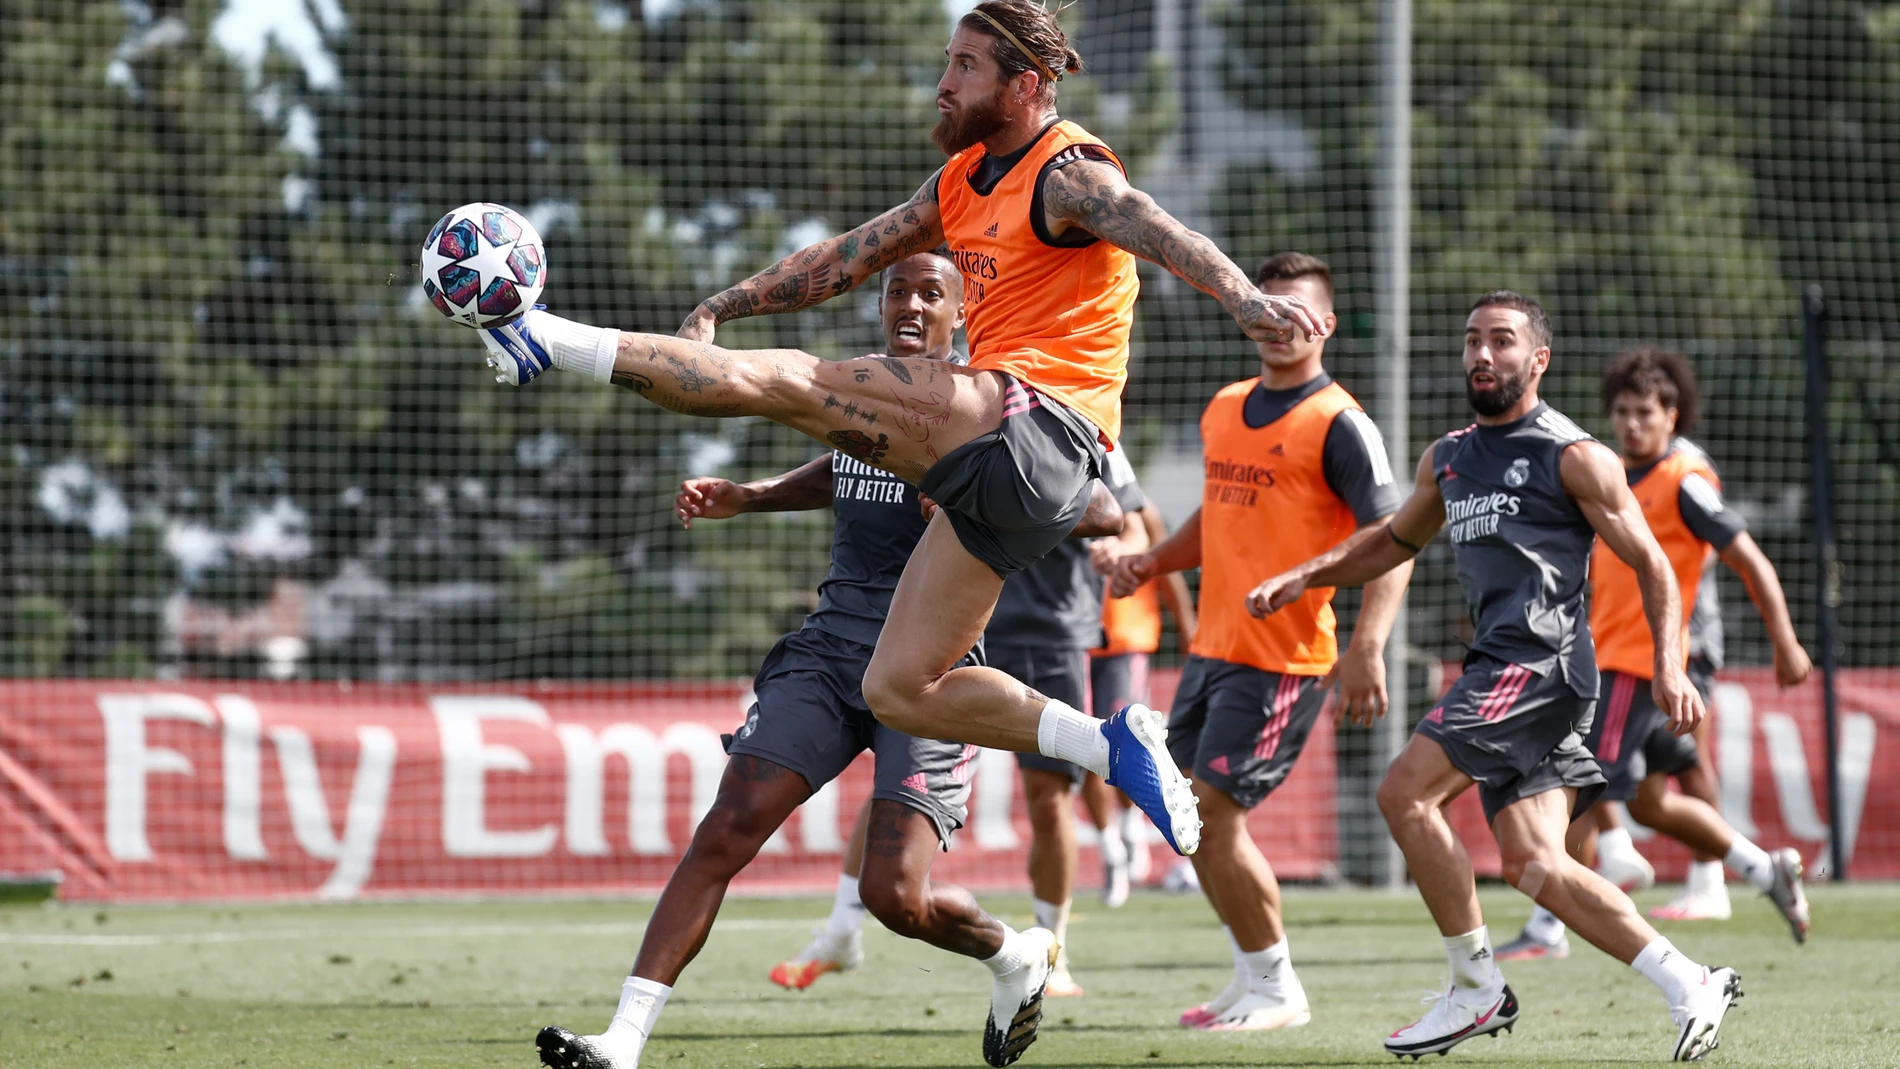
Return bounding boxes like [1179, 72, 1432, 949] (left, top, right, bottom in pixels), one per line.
[1108, 507, 1201, 597]
[674, 454, 834, 529]
[680, 174, 946, 340]
[1562, 440, 1703, 733]
[1249, 449, 1446, 617]
[1039, 160, 1325, 342]
[1717, 533, 1813, 686]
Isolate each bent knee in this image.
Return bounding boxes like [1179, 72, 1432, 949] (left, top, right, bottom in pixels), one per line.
[1376, 776, 1426, 826]
[858, 879, 929, 936]
[863, 662, 931, 733]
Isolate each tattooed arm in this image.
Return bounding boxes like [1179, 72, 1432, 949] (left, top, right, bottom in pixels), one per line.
[1067, 481, 1125, 539]
[679, 172, 947, 341]
[1039, 160, 1325, 343]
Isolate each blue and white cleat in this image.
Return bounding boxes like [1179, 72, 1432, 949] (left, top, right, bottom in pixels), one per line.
[1102, 704, 1199, 856]
[481, 306, 555, 385]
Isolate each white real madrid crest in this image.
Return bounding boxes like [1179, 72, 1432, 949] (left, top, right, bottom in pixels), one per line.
[1504, 457, 1531, 487]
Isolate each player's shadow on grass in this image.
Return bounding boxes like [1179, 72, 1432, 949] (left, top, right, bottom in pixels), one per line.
[654, 1023, 1164, 1042]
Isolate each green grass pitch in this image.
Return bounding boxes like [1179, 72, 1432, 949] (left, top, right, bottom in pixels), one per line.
[2, 884, 1895, 1068]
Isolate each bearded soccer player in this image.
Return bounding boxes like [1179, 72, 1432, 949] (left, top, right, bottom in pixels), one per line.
[474, 0, 1329, 874]
[532, 254, 1118, 1069]
[1109, 253, 1408, 1032]
[1499, 349, 1812, 963]
[1251, 294, 1742, 1062]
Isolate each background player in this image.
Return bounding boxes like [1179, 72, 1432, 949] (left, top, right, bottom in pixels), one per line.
[1250, 293, 1742, 1062]
[1087, 496, 1198, 904]
[474, 0, 1328, 861]
[534, 253, 1106, 1069]
[1499, 348, 1812, 961]
[993, 445, 1148, 996]
[1110, 253, 1407, 1032]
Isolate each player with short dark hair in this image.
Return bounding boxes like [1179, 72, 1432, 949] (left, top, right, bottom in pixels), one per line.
[1499, 348, 1812, 961]
[532, 252, 1120, 1069]
[1250, 293, 1742, 1062]
[1109, 252, 1409, 1031]
[474, 0, 1332, 890]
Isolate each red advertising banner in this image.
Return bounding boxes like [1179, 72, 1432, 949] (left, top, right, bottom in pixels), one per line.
[0, 673, 1337, 902]
[1440, 667, 1900, 880]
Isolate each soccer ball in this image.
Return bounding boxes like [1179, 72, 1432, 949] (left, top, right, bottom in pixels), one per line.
[419, 202, 546, 328]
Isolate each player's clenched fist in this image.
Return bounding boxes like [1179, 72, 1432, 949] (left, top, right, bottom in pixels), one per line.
[1245, 572, 1307, 619]
[675, 477, 749, 529]
[1108, 552, 1158, 598]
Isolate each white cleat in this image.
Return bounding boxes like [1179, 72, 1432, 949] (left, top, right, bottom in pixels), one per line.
[1178, 973, 1246, 1028]
[1383, 983, 1518, 1060]
[768, 928, 863, 990]
[480, 306, 556, 386]
[1650, 888, 1733, 922]
[1596, 845, 1657, 893]
[1160, 859, 1201, 894]
[1198, 984, 1312, 1032]
[1764, 848, 1810, 944]
[983, 927, 1059, 1067]
[1671, 966, 1743, 1061]
[536, 1025, 638, 1069]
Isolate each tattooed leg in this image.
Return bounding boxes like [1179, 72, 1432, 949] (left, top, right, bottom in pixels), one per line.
[602, 333, 1005, 485]
[856, 800, 1007, 959]
[629, 756, 811, 984]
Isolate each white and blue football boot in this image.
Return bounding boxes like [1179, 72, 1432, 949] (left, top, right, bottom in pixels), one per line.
[1102, 704, 1200, 856]
[480, 306, 556, 386]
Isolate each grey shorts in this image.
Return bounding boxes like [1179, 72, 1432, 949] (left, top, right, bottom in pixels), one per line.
[917, 378, 1105, 578]
[1585, 670, 1700, 802]
[1166, 656, 1329, 809]
[1687, 656, 1717, 706]
[728, 627, 979, 848]
[1417, 656, 1606, 824]
[1089, 652, 1150, 719]
[994, 643, 1093, 786]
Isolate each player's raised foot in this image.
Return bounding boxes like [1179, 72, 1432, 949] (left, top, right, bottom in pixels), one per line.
[768, 928, 862, 990]
[1045, 951, 1085, 998]
[1198, 985, 1312, 1032]
[1764, 848, 1810, 944]
[1596, 846, 1657, 893]
[1383, 983, 1518, 1061]
[1650, 887, 1734, 922]
[1495, 927, 1570, 962]
[480, 306, 556, 386]
[983, 927, 1058, 1068]
[536, 1025, 636, 1069]
[1671, 966, 1743, 1061]
[1102, 705, 1200, 856]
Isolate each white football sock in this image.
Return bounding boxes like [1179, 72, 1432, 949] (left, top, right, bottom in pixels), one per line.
[1724, 837, 1774, 892]
[1099, 821, 1129, 869]
[530, 310, 620, 383]
[1223, 925, 1246, 982]
[1239, 938, 1291, 994]
[980, 924, 1030, 977]
[597, 975, 670, 1061]
[825, 873, 865, 939]
[1037, 700, 1110, 777]
[1631, 937, 1706, 1007]
[1597, 825, 1638, 860]
[1444, 926, 1500, 992]
[1522, 904, 1566, 943]
[1031, 897, 1071, 948]
[1687, 859, 1725, 895]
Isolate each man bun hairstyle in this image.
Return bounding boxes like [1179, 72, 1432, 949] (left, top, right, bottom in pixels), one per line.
[961, 0, 1083, 103]
[1601, 347, 1701, 435]
[1469, 290, 1551, 351]
[1254, 251, 1334, 302]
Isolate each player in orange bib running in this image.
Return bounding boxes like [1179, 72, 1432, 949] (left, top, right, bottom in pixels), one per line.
[1108, 254, 1410, 1032]
[1498, 349, 1813, 962]
[469, 4, 1325, 1067]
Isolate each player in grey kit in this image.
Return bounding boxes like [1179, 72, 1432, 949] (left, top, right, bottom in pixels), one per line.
[534, 252, 1123, 1069]
[1250, 293, 1742, 1062]
[996, 444, 1148, 996]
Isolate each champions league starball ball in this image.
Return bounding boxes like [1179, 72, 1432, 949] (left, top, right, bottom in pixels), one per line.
[419, 202, 546, 328]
